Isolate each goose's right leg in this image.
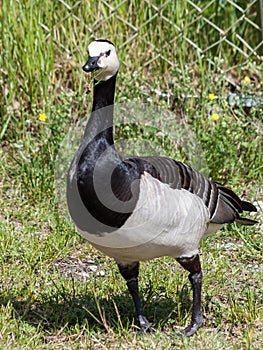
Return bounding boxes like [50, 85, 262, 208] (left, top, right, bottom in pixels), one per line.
[117, 261, 153, 333]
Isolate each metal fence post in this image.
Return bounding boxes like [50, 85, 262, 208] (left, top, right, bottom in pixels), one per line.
[258, 0, 263, 55]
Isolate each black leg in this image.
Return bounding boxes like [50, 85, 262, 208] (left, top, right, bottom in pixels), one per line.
[176, 254, 203, 336]
[117, 261, 153, 333]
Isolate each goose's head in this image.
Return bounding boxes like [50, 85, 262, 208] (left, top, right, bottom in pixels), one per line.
[83, 40, 119, 81]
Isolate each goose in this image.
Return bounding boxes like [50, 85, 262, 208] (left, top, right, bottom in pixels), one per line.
[67, 39, 257, 336]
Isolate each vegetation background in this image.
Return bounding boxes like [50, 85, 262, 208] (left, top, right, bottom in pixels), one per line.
[1, 1, 262, 349]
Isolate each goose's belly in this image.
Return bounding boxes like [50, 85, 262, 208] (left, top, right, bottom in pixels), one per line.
[79, 172, 211, 262]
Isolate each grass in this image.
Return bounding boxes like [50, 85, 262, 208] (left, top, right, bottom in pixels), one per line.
[1, 1, 263, 349]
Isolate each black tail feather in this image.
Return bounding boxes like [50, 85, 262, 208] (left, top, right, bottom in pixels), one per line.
[241, 200, 257, 212]
[235, 217, 258, 226]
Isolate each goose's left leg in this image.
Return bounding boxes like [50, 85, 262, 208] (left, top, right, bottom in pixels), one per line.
[117, 261, 153, 333]
[176, 254, 203, 336]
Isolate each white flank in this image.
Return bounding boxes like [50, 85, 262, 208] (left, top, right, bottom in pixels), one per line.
[80, 172, 212, 262]
[204, 222, 225, 236]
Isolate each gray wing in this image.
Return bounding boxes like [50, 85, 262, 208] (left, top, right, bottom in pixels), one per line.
[131, 156, 257, 226]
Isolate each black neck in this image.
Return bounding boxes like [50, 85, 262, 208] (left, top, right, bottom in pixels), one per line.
[73, 72, 140, 233]
[92, 74, 117, 112]
[84, 74, 118, 145]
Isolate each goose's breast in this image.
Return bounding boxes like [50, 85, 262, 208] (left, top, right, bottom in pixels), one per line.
[80, 172, 211, 261]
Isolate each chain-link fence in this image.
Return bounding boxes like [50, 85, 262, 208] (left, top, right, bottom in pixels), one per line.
[40, 0, 263, 79]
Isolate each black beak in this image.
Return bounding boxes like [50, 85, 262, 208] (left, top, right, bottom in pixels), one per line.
[82, 56, 100, 73]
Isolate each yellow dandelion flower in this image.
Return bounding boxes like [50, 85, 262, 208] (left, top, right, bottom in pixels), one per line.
[39, 113, 47, 121]
[243, 76, 251, 84]
[212, 113, 219, 121]
[209, 93, 215, 101]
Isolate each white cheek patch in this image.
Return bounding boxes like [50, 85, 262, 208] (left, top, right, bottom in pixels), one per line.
[88, 42, 102, 57]
[87, 40, 119, 81]
[97, 55, 106, 68]
[88, 41, 114, 58]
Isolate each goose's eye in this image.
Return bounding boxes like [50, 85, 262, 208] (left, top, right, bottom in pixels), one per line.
[105, 50, 111, 57]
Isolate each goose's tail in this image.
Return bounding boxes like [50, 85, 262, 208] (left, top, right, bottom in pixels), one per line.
[212, 182, 258, 226]
[235, 200, 258, 226]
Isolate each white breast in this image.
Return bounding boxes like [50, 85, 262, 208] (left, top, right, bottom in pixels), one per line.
[79, 172, 211, 262]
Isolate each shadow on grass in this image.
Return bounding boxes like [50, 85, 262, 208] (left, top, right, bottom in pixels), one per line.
[0, 286, 192, 332]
